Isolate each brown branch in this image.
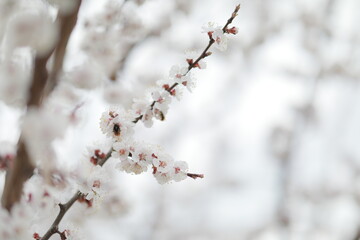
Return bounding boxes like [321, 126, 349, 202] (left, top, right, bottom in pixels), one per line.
[44, 0, 82, 96]
[352, 226, 360, 240]
[187, 173, 204, 180]
[1, 0, 83, 212]
[133, 4, 240, 124]
[1, 141, 34, 210]
[222, 4, 240, 33]
[1, 50, 53, 210]
[28, 54, 53, 107]
[40, 191, 83, 240]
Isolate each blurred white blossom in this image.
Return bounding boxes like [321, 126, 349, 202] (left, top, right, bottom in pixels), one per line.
[6, 11, 58, 56]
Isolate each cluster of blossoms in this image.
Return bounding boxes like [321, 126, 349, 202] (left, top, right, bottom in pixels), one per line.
[113, 141, 188, 184]
[131, 23, 238, 128]
[131, 63, 197, 128]
[99, 108, 190, 184]
[81, 1, 145, 77]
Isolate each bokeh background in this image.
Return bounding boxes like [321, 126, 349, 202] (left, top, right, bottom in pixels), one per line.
[1, 0, 360, 239]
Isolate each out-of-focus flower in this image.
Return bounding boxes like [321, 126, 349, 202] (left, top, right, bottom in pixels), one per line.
[66, 61, 104, 90]
[0, 59, 30, 107]
[6, 11, 59, 56]
[81, 29, 120, 76]
[0, 201, 33, 239]
[22, 107, 68, 165]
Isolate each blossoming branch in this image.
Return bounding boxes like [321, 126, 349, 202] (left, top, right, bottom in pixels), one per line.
[0, 1, 240, 239]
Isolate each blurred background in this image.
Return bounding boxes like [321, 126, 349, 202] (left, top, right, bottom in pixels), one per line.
[1, 0, 360, 239]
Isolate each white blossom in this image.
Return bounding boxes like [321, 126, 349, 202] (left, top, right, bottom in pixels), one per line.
[152, 153, 189, 184]
[151, 90, 171, 119]
[112, 141, 130, 161]
[202, 22, 228, 51]
[132, 99, 154, 127]
[168, 65, 196, 92]
[142, 107, 154, 127]
[99, 107, 134, 141]
[212, 28, 228, 51]
[152, 153, 175, 184]
[112, 140, 190, 184]
[173, 161, 188, 182]
[74, 159, 108, 201]
[169, 65, 188, 84]
[66, 61, 104, 90]
[115, 141, 153, 175]
[22, 107, 68, 166]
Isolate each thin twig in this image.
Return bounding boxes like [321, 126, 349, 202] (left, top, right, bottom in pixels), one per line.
[41, 191, 83, 240]
[187, 173, 204, 179]
[133, 4, 240, 124]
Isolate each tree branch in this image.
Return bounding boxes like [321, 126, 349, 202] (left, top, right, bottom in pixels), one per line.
[1, 141, 34, 210]
[1, 51, 53, 210]
[40, 191, 83, 240]
[133, 4, 240, 124]
[1, 0, 83, 212]
[44, 0, 82, 96]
